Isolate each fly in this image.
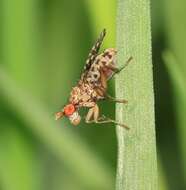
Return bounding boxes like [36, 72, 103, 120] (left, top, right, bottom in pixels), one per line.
[55, 29, 132, 129]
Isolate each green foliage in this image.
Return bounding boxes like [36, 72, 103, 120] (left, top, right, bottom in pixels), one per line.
[0, 125, 39, 190]
[0, 0, 116, 189]
[163, 51, 186, 180]
[163, 1, 186, 184]
[115, 0, 157, 189]
[0, 0, 185, 189]
[85, 0, 116, 46]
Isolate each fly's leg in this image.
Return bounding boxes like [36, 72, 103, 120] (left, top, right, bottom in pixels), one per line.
[85, 107, 95, 122]
[96, 57, 133, 95]
[85, 104, 100, 123]
[108, 56, 133, 79]
[94, 72, 128, 104]
[115, 56, 133, 74]
[96, 116, 129, 129]
[105, 94, 128, 104]
[87, 115, 129, 129]
[85, 104, 129, 129]
[95, 71, 128, 104]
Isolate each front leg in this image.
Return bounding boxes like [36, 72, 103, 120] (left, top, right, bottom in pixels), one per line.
[109, 56, 133, 79]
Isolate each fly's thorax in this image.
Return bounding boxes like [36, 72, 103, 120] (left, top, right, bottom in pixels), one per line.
[69, 83, 97, 105]
[69, 86, 81, 104]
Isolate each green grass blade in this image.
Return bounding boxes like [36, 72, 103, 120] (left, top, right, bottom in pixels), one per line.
[84, 0, 116, 47]
[1, 0, 41, 94]
[158, 160, 169, 190]
[163, 0, 186, 73]
[0, 124, 39, 190]
[163, 0, 186, 183]
[163, 50, 186, 179]
[115, 0, 158, 189]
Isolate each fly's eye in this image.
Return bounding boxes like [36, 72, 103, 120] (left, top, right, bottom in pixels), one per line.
[64, 104, 75, 116]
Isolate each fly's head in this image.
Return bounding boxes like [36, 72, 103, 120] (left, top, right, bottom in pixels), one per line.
[55, 104, 81, 126]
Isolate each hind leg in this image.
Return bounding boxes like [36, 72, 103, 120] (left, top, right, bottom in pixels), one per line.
[86, 114, 129, 129]
[85, 104, 129, 129]
[85, 104, 100, 123]
[95, 116, 129, 129]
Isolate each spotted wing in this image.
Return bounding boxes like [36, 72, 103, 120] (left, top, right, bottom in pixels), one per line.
[85, 48, 117, 87]
[80, 29, 106, 81]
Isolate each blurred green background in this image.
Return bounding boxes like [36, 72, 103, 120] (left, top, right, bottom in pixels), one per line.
[0, 0, 186, 190]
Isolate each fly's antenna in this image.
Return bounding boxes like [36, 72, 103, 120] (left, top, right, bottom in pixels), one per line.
[84, 29, 106, 71]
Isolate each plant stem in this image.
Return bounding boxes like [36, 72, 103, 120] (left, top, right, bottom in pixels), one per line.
[115, 0, 158, 189]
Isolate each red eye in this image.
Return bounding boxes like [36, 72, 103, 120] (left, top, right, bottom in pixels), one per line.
[64, 104, 75, 116]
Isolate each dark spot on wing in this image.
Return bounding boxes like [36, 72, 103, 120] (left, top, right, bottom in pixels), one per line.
[91, 67, 95, 71]
[94, 74, 98, 78]
[95, 59, 99, 64]
[107, 54, 112, 59]
[103, 52, 108, 57]
[103, 52, 112, 59]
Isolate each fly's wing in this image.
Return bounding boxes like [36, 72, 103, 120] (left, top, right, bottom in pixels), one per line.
[85, 48, 117, 87]
[80, 29, 106, 82]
